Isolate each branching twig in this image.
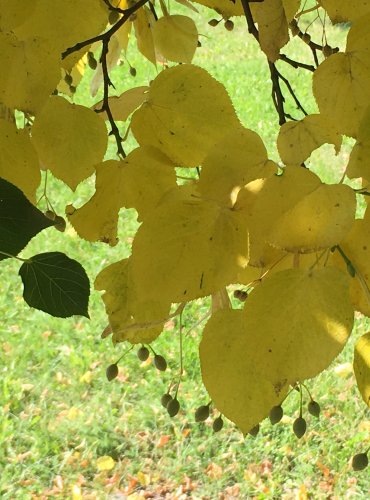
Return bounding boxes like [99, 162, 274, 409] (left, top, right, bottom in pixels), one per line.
[62, 0, 150, 158]
[275, 69, 308, 116]
[279, 53, 315, 72]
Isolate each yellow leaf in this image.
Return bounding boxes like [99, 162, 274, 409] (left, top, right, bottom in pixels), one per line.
[96, 455, 116, 471]
[282, 0, 301, 22]
[67, 147, 176, 243]
[191, 0, 244, 17]
[0, 0, 37, 31]
[90, 33, 125, 97]
[93, 86, 149, 122]
[152, 15, 198, 64]
[269, 183, 356, 253]
[313, 47, 370, 138]
[235, 165, 322, 267]
[131, 192, 249, 303]
[254, 0, 289, 62]
[95, 258, 170, 344]
[333, 207, 370, 316]
[0, 32, 60, 114]
[346, 106, 370, 179]
[134, 6, 156, 65]
[14, 0, 108, 54]
[131, 64, 240, 167]
[277, 114, 342, 166]
[198, 127, 276, 207]
[31, 96, 107, 190]
[242, 267, 353, 383]
[200, 308, 289, 434]
[354, 332, 370, 407]
[137, 471, 151, 486]
[318, 0, 370, 23]
[0, 119, 40, 202]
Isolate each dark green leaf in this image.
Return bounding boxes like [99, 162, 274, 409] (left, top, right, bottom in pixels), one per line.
[0, 178, 54, 260]
[19, 252, 90, 318]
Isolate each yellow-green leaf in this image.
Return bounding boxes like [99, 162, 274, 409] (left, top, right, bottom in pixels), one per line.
[134, 6, 156, 65]
[254, 0, 289, 62]
[0, 32, 61, 114]
[282, 0, 301, 22]
[269, 183, 356, 253]
[31, 96, 108, 190]
[242, 267, 354, 383]
[346, 106, 370, 179]
[198, 127, 276, 207]
[277, 114, 342, 166]
[96, 456, 115, 471]
[191, 0, 244, 17]
[131, 64, 240, 167]
[93, 86, 149, 121]
[152, 15, 198, 63]
[131, 192, 249, 303]
[200, 309, 289, 434]
[354, 332, 370, 407]
[0, 119, 40, 202]
[95, 258, 170, 344]
[319, 0, 370, 23]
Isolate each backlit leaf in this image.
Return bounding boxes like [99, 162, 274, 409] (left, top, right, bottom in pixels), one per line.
[0, 119, 40, 202]
[131, 64, 240, 167]
[31, 96, 108, 190]
[131, 192, 249, 303]
[200, 309, 289, 434]
[318, 0, 370, 23]
[254, 0, 289, 62]
[19, 252, 90, 318]
[152, 15, 198, 63]
[354, 332, 370, 408]
[277, 114, 342, 166]
[269, 183, 356, 253]
[93, 86, 149, 121]
[346, 106, 370, 180]
[134, 6, 156, 65]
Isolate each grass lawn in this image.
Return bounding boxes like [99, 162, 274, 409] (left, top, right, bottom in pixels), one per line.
[1, 6, 369, 499]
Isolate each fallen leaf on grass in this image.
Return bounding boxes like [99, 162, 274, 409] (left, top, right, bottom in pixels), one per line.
[156, 434, 171, 448]
[96, 455, 116, 471]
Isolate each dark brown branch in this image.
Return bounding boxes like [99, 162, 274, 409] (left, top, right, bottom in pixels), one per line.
[62, 0, 150, 59]
[240, 0, 259, 41]
[99, 39, 126, 158]
[275, 69, 308, 116]
[279, 53, 315, 72]
[269, 62, 286, 125]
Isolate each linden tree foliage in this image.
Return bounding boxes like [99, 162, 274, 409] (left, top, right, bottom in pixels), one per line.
[1, 0, 370, 461]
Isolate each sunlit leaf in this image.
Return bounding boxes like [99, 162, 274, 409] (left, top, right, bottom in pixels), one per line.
[354, 331, 370, 408]
[152, 15, 198, 63]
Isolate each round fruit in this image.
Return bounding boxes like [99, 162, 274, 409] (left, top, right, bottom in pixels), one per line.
[269, 405, 283, 425]
[322, 44, 333, 58]
[308, 400, 320, 418]
[130, 66, 137, 77]
[64, 74, 73, 85]
[137, 346, 149, 361]
[108, 10, 120, 25]
[69, 85, 76, 94]
[88, 53, 97, 70]
[208, 19, 219, 27]
[54, 215, 66, 232]
[293, 417, 307, 438]
[106, 363, 118, 381]
[234, 289, 248, 301]
[224, 19, 234, 31]
[195, 404, 210, 422]
[212, 416, 224, 432]
[161, 393, 172, 408]
[44, 210, 56, 221]
[352, 453, 368, 471]
[167, 398, 180, 417]
[153, 354, 167, 371]
[302, 33, 311, 44]
[248, 424, 260, 437]
[290, 20, 299, 36]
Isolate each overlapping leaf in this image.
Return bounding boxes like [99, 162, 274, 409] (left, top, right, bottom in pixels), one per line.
[354, 332, 370, 408]
[131, 64, 240, 167]
[93, 86, 149, 121]
[67, 148, 176, 244]
[318, 0, 370, 23]
[200, 309, 289, 434]
[152, 15, 198, 63]
[95, 258, 170, 344]
[277, 114, 342, 166]
[131, 191, 249, 303]
[269, 183, 356, 253]
[0, 119, 40, 202]
[253, 0, 289, 62]
[346, 107, 370, 180]
[31, 96, 108, 190]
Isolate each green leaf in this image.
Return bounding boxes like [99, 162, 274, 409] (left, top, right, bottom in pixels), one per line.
[0, 177, 54, 260]
[19, 252, 90, 318]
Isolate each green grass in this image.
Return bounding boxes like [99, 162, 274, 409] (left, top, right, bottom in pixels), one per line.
[1, 7, 370, 499]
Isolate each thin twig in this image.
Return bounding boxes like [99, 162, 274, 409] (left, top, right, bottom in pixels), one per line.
[279, 53, 315, 72]
[275, 69, 308, 116]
